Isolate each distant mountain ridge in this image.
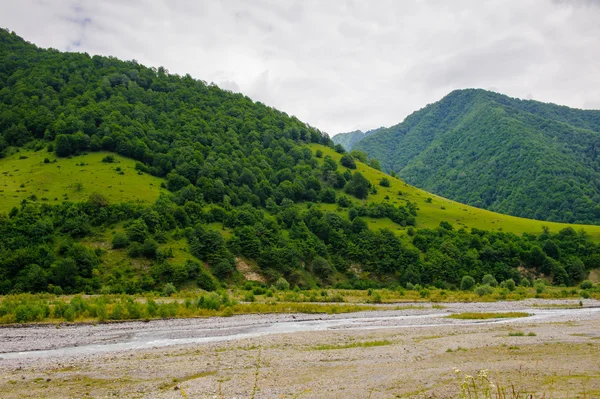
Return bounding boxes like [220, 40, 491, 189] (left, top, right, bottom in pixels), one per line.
[332, 127, 383, 150]
[352, 89, 600, 224]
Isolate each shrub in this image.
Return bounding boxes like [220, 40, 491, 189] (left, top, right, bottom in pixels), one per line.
[102, 155, 115, 163]
[379, 177, 391, 187]
[460, 276, 476, 291]
[127, 242, 142, 258]
[141, 238, 158, 258]
[520, 278, 531, 287]
[163, 283, 177, 296]
[475, 285, 494, 296]
[482, 274, 498, 287]
[275, 277, 290, 291]
[580, 280, 593, 290]
[369, 291, 382, 303]
[112, 232, 129, 249]
[535, 283, 545, 294]
[337, 195, 351, 208]
[197, 270, 216, 292]
[340, 154, 356, 169]
[504, 279, 516, 292]
[581, 290, 591, 299]
[312, 256, 334, 277]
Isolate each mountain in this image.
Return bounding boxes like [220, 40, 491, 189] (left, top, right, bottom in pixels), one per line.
[1, 30, 599, 295]
[353, 89, 600, 225]
[332, 127, 383, 151]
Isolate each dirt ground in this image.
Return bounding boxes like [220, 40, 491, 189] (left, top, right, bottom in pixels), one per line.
[1, 300, 599, 398]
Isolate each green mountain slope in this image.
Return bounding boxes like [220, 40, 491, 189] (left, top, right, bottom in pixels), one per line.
[332, 127, 382, 151]
[1, 30, 600, 296]
[354, 89, 600, 224]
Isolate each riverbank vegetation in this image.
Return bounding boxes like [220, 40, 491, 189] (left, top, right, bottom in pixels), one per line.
[0, 280, 597, 324]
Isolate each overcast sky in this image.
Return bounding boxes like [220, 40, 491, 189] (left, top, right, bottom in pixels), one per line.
[1, 0, 600, 136]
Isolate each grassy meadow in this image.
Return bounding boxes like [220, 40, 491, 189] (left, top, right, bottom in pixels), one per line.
[310, 144, 600, 242]
[0, 148, 165, 213]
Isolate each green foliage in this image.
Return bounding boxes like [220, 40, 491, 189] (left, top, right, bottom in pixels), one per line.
[460, 276, 476, 291]
[503, 279, 516, 291]
[354, 89, 600, 224]
[163, 283, 177, 296]
[275, 277, 290, 291]
[340, 154, 356, 169]
[1, 30, 599, 297]
[580, 280, 593, 289]
[481, 274, 498, 287]
[379, 177, 391, 187]
[111, 232, 129, 249]
[475, 284, 494, 296]
[345, 172, 371, 199]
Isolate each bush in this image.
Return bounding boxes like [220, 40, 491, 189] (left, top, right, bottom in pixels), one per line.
[112, 232, 129, 249]
[475, 285, 494, 296]
[520, 278, 531, 287]
[369, 291, 382, 303]
[312, 256, 334, 277]
[197, 270, 216, 292]
[379, 177, 391, 187]
[482, 274, 498, 287]
[127, 242, 142, 258]
[535, 283, 545, 294]
[275, 277, 290, 291]
[163, 283, 177, 296]
[460, 276, 476, 291]
[337, 195, 351, 207]
[580, 280, 593, 290]
[504, 279, 516, 292]
[141, 239, 158, 258]
[340, 154, 356, 169]
[102, 155, 115, 163]
[580, 290, 591, 299]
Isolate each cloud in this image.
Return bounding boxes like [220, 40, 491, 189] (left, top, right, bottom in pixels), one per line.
[1, 0, 599, 134]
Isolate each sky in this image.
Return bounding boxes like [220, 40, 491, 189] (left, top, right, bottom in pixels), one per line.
[1, 0, 600, 136]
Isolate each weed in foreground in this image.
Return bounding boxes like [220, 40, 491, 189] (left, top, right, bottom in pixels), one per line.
[454, 368, 541, 399]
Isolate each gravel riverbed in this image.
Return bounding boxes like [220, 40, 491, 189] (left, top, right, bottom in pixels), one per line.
[1, 299, 599, 398]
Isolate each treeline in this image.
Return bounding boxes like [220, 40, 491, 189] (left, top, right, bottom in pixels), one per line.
[408, 223, 599, 288]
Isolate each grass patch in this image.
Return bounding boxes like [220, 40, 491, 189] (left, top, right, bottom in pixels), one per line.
[0, 149, 165, 212]
[508, 331, 537, 337]
[311, 340, 392, 351]
[447, 312, 530, 320]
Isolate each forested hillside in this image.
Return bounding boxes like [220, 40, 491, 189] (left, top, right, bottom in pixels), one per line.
[354, 89, 600, 224]
[332, 127, 382, 151]
[1, 29, 600, 296]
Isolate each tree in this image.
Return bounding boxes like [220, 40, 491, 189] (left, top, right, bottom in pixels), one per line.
[369, 159, 381, 170]
[379, 177, 391, 187]
[345, 172, 370, 199]
[481, 274, 498, 287]
[88, 192, 109, 208]
[340, 154, 356, 169]
[460, 275, 475, 291]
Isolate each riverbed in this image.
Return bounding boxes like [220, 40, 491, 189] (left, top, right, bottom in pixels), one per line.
[1, 299, 599, 398]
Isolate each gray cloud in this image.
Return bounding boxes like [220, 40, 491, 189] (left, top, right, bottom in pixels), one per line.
[1, 0, 599, 135]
